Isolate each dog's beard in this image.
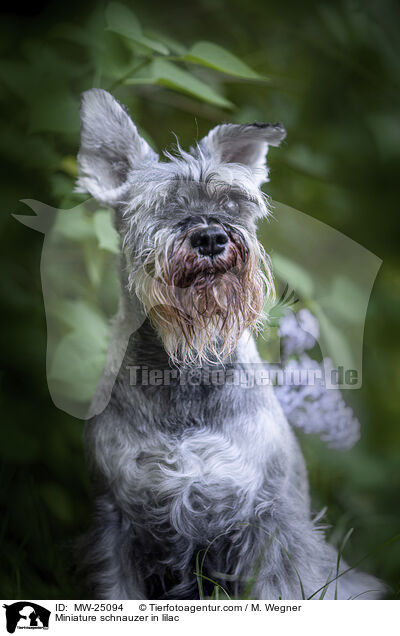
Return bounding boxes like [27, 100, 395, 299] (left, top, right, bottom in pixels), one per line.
[132, 227, 275, 366]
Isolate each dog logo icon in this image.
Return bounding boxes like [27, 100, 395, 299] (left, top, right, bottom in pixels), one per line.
[3, 602, 50, 633]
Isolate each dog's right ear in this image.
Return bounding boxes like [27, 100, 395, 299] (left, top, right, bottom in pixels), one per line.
[198, 122, 286, 186]
[76, 89, 158, 206]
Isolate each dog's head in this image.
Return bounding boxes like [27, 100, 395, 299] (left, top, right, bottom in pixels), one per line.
[77, 89, 286, 365]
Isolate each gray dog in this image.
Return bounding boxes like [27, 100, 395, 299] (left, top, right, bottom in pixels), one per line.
[76, 89, 383, 600]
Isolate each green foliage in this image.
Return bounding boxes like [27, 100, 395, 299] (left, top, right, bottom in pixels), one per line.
[184, 41, 261, 79]
[106, 2, 170, 54]
[48, 300, 110, 403]
[93, 209, 120, 254]
[136, 58, 234, 107]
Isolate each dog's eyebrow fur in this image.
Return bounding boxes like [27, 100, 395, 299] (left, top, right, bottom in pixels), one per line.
[169, 179, 260, 205]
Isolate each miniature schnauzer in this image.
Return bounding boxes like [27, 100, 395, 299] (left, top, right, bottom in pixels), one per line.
[76, 89, 383, 600]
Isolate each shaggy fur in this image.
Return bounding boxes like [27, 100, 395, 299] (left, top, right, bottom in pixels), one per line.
[76, 89, 384, 600]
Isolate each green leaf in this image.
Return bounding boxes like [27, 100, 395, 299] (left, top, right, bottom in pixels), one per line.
[83, 241, 107, 288]
[93, 209, 120, 254]
[271, 253, 315, 298]
[144, 30, 187, 55]
[106, 2, 169, 55]
[285, 145, 332, 179]
[184, 41, 260, 79]
[145, 59, 233, 108]
[52, 206, 95, 242]
[313, 305, 355, 370]
[60, 155, 78, 178]
[51, 300, 109, 336]
[122, 77, 156, 85]
[324, 276, 366, 324]
[106, 2, 141, 37]
[133, 35, 169, 55]
[48, 315, 109, 403]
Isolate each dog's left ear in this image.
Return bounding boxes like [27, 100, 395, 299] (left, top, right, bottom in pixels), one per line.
[76, 89, 159, 205]
[199, 122, 286, 186]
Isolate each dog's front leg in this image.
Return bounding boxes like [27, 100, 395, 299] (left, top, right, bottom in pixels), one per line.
[81, 494, 146, 600]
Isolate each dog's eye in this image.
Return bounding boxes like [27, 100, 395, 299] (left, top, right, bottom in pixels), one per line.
[223, 200, 239, 214]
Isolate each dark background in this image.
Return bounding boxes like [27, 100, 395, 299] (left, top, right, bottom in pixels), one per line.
[0, 0, 399, 598]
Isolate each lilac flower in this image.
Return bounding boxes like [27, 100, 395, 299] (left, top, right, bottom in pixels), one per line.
[278, 308, 319, 357]
[273, 309, 360, 450]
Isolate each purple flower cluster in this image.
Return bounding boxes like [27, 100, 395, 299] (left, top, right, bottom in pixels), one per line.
[273, 309, 360, 450]
[278, 307, 320, 356]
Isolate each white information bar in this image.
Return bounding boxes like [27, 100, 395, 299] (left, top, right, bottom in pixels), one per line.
[1, 599, 398, 635]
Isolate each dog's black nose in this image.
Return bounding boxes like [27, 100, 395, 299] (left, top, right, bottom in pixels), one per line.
[190, 225, 228, 257]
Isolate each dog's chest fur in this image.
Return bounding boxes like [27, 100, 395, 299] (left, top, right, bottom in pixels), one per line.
[87, 331, 297, 546]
